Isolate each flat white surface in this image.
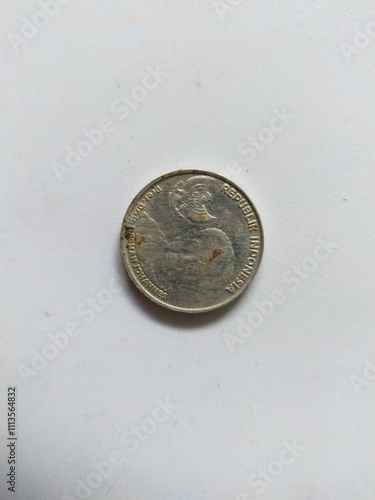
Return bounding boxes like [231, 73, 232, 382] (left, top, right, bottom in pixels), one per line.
[1, 1, 375, 499]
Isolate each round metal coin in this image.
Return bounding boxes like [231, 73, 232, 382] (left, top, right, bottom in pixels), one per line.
[120, 170, 264, 313]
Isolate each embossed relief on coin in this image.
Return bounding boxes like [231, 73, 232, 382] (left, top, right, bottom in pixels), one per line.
[136, 176, 235, 292]
[121, 171, 263, 312]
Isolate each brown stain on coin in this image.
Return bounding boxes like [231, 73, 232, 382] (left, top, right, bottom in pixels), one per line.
[135, 234, 146, 249]
[199, 261, 206, 269]
[209, 248, 224, 262]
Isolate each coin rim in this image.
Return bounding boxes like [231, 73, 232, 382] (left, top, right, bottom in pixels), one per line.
[120, 169, 264, 313]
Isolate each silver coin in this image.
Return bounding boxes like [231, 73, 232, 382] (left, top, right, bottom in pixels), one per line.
[120, 170, 264, 313]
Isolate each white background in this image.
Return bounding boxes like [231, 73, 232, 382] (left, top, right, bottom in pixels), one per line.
[1, 1, 375, 499]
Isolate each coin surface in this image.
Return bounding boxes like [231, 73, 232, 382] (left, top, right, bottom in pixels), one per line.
[120, 170, 264, 313]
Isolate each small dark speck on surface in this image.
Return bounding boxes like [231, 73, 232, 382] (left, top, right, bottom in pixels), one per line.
[124, 227, 133, 240]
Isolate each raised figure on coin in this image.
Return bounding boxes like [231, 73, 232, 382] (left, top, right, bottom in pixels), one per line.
[135, 176, 235, 292]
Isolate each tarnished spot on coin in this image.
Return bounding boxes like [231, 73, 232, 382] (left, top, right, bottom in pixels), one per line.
[120, 170, 264, 313]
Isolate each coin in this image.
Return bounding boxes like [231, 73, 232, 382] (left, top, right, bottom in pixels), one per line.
[120, 170, 264, 313]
